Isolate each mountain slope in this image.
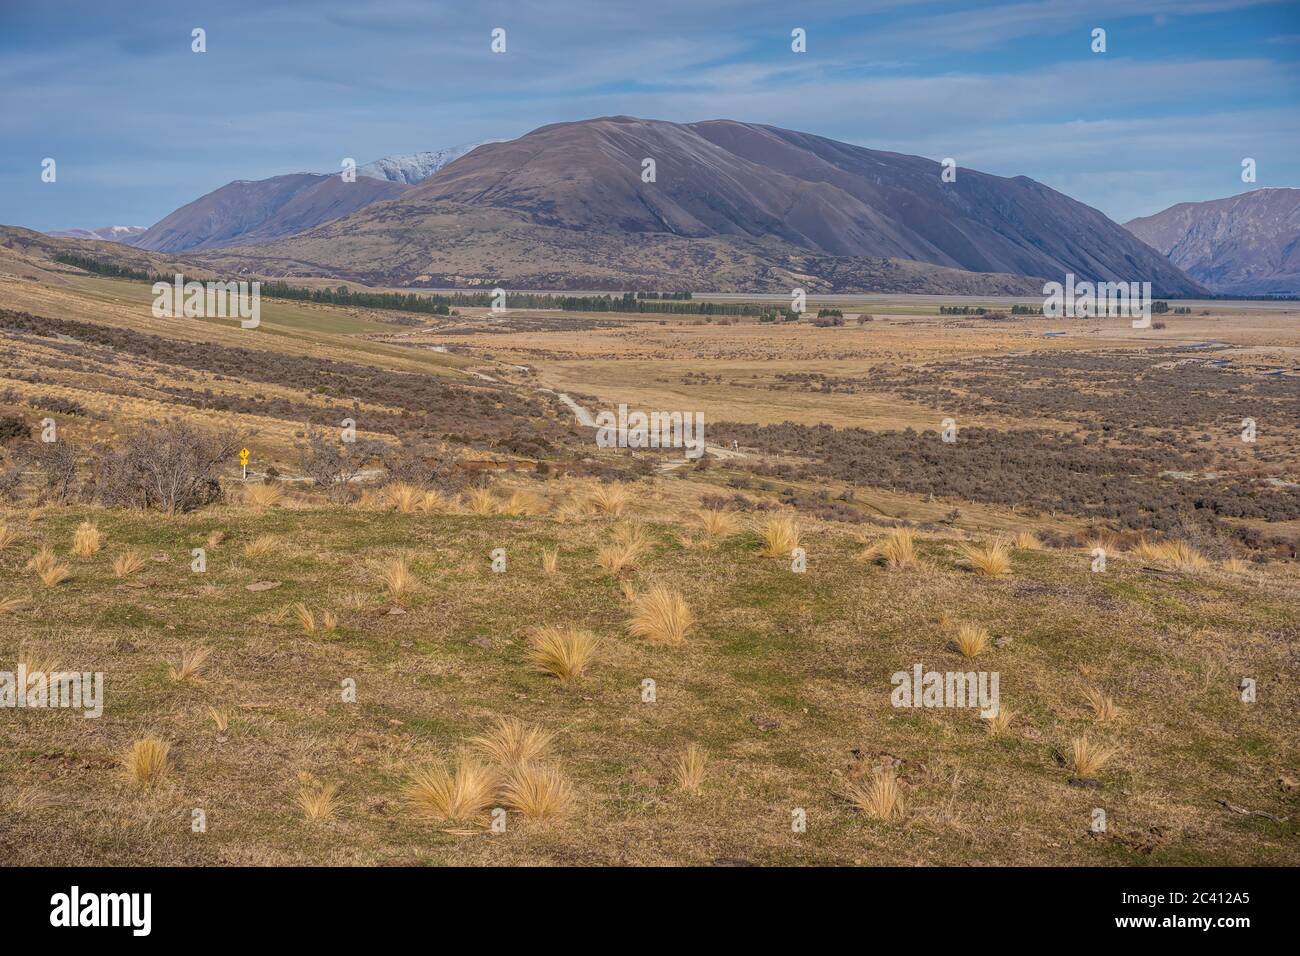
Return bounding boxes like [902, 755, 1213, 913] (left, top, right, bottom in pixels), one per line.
[1125, 188, 1300, 295]
[129, 173, 409, 253]
[202, 116, 1202, 295]
[407, 116, 1202, 294]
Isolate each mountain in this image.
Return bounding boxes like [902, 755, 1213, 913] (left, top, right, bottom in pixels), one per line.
[1124, 188, 1300, 296]
[48, 225, 145, 243]
[128, 173, 409, 254]
[357, 143, 497, 185]
[193, 116, 1203, 295]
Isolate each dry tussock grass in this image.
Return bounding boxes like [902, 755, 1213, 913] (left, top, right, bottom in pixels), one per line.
[385, 482, 424, 514]
[846, 767, 904, 821]
[169, 646, 210, 683]
[378, 556, 415, 598]
[71, 521, 101, 558]
[959, 538, 1012, 576]
[404, 754, 500, 822]
[243, 482, 285, 508]
[1132, 538, 1210, 571]
[541, 549, 559, 574]
[502, 764, 572, 820]
[1014, 530, 1041, 550]
[1069, 736, 1117, 777]
[470, 716, 555, 768]
[528, 625, 598, 682]
[296, 781, 339, 821]
[983, 707, 1014, 736]
[673, 743, 708, 792]
[860, 527, 920, 569]
[697, 509, 738, 539]
[0, 524, 21, 551]
[242, 534, 279, 559]
[1082, 686, 1121, 723]
[122, 736, 170, 788]
[112, 549, 147, 578]
[953, 622, 989, 658]
[627, 586, 693, 644]
[292, 602, 316, 633]
[463, 487, 498, 516]
[759, 515, 800, 558]
[585, 483, 629, 516]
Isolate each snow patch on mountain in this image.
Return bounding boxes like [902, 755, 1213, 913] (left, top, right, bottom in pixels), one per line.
[356, 143, 500, 184]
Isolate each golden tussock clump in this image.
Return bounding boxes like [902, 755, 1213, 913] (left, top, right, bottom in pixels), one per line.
[860, 527, 920, 570]
[498, 490, 546, 517]
[1014, 530, 1041, 550]
[502, 763, 572, 820]
[0, 596, 24, 616]
[292, 602, 316, 633]
[208, 706, 230, 732]
[0, 524, 21, 551]
[1069, 736, 1117, 777]
[697, 508, 738, 539]
[470, 716, 555, 769]
[952, 622, 990, 658]
[169, 646, 210, 683]
[759, 514, 800, 558]
[71, 521, 102, 558]
[27, 547, 70, 587]
[403, 754, 501, 822]
[541, 549, 559, 575]
[385, 482, 424, 514]
[627, 586, 693, 645]
[463, 487, 498, 516]
[598, 536, 649, 575]
[296, 781, 339, 822]
[1082, 686, 1121, 723]
[673, 743, 708, 792]
[528, 625, 598, 682]
[112, 549, 147, 578]
[18, 650, 60, 693]
[959, 538, 1012, 576]
[846, 767, 904, 821]
[243, 482, 285, 509]
[983, 707, 1015, 737]
[585, 483, 629, 517]
[1132, 538, 1209, 572]
[242, 534, 279, 559]
[418, 489, 451, 514]
[205, 529, 225, 548]
[122, 736, 170, 788]
[320, 610, 338, 634]
[378, 556, 415, 598]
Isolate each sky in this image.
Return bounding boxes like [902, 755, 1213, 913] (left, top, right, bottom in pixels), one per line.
[2, 0, 1298, 232]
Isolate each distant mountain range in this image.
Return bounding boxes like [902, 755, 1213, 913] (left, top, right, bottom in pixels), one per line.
[48, 225, 145, 243]
[1125, 188, 1300, 296]
[40, 119, 1214, 294]
[189, 116, 1204, 295]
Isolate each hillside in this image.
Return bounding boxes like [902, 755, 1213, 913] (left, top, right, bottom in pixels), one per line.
[191, 117, 1204, 295]
[129, 174, 410, 254]
[1125, 188, 1300, 296]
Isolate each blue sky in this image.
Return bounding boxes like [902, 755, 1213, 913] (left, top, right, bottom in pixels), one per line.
[2, 0, 1297, 232]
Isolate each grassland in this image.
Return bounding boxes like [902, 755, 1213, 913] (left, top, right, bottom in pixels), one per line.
[1, 246, 1297, 866]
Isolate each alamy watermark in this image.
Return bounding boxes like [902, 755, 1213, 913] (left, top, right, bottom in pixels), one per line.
[1043, 274, 1152, 328]
[1, 665, 103, 718]
[152, 274, 260, 328]
[891, 664, 999, 718]
[595, 404, 705, 459]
